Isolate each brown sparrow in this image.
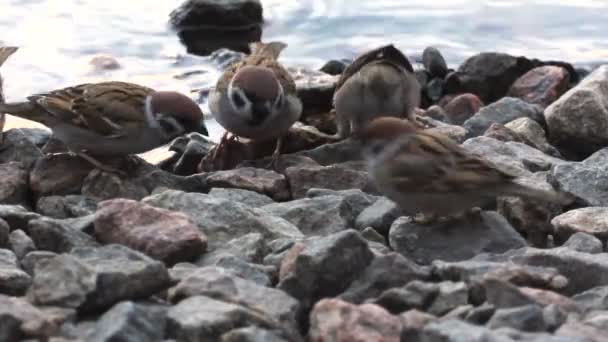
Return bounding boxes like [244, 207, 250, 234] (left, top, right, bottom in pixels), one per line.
[0, 46, 18, 144]
[357, 117, 569, 223]
[0, 77, 207, 174]
[332, 44, 420, 139]
[208, 41, 302, 168]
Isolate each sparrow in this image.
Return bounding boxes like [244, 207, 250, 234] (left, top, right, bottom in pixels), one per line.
[0, 46, 18, 144]
[332, 44, 421, 140]
[0, 77, 207, 174]
[356, 117, 570, 224]
[207, 41, 302, 168]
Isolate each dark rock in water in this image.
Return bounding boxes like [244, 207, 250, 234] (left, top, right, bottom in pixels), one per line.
[0, 205, 40, 231]
[285, 163, 370, 199]
[562, 232, 603, 254]
[320, 59, 349, 76]
[487, 305, 547, 332]
[203, 167, 290, 201]
[422, 47, 448, 78]
[27, 216, 98, 254]
[94, 199, 207, 266]
[169, 0, 263, 56]
[29, 154, 94, 196]
[35, 195, 97, 219]
[208, 187, 275, 208]
[389, 211, 526, 265]
[87, 301, 167, 342]
[8, 229, 35, 260]
[355, 197, 401, 235]
[309, 299, 403, 342]
[505, 117, 562, 157]
[0, 218, 8, 248]
[463, 97, 544, 138]
[20, 250, 57, 275]
[0, 294, 56, 341]
[508, 65, 570, 108]
[0, 248, 31, 295]
[371, 280, 439, 315]
[0, 129, 44, 168]
[0, 162, 29, 207]
[221, 326, 291, 342]
[443, 93, 483, 125]
[293, 67, 339, 116]
[552, 208, 608, 244]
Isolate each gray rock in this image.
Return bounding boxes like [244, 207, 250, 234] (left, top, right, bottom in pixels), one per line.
[464, 97, 544, 138]
[371, 280, 439, 314]
[262, 195, 354, 237]
[221, 327, 291, 342]
[389, 211, 526, 265]
[0, 218, 9, 248]
[544, 304, 567, 331]
[496, 328, 579, 342]
[552, 208, 608, 243]
[418, 318, 509, 342]
[143, 190, 303, 250]
[0, 249, 31, 295]
[0, 162, 29, 207]
[36, 195, 97, 219]
[208, 188, 275, 208]
[294, 138, 362, 166]
[306, 188, 378, 218]
[214, 255, 272, 286]
[355, 197, 401, 235]
[506, 117, 561, 157]
[285, 163, 369, 199]
[87, 301, 167, 342]
[8, 229, 35, 260]
[0, 205, 41, 232]
[465, 303, 496, 325]
[549, 149, 608, 206]
[572, 286, 608, 313]
[427, 282, 469, 316]
[20, 250, 58, 275]
[426, 121, 469, 143]
[443, 305, 474, 320]
[545, 65, 608, 156]
[27, 216, 98, 253]
[488, 305, 547, 332]
[583, 310, 608, 331]
[203, 167, 290, 201]
[556, 322, 607, 342]
[0, 129, 44, 168]
[0, 294, 56, 341]
[563, 232, 604, 254]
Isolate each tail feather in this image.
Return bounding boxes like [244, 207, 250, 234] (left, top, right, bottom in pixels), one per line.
[248, 41, 287, 59]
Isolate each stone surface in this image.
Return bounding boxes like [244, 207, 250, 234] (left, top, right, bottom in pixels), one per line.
[545, 65, 608, 156]
[208, 188, 275, 208]
[306, 188, 378, 218]
[295, 139, 362, 166]
[203, 167, 290, 201]
[0, 218, 8, 248]
[562, 232, 604, 254]
[487, 305, 547, 332]
[422, 46, 448, 78]
[35, 195, 97, 219]
[556, 322, 606, 342]
[389, 211, 526, 265]
[212, 255, 272, 286]
[0, 294, 56, 341]
[87, 301, 167, 342]
[505, 117, 561, 157]
[197, 232, 268, 265]
[417, 319, 501, 342]
[572, 286, 608, 313]
[8, 229, 35, 260]
[27, 216, 98, 254]
[0, 162, 28, 207]
[20, 250, 57, 275]
[355, 197, 401, 235]
[508, 65, 570, 107]
[285, 164, 369, 199]
[371, 281, 439, 315]
[95, 199, 207, 265]
[0, 128, 44, 168]
[293, 67, 339, 116]
[443, 93, 483, 125]
[220, 326, 291, 342]
[483, 123, 524, 143]
[143, 190, 303, 250]
[552, 207, 608, 243]
[164, 132, 215, 176]
[463, 97, 544, 138]
[0, 248, 31, 295]
[309, 299, 403, 342]
[29, 154, 93, 196]
[0, 205, 40, 231]
[427, 281, 469, 316]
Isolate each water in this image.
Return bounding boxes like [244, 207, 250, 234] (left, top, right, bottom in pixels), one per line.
[2, 0, 608, 159]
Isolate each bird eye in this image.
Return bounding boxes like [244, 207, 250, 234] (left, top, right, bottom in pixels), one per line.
[231, 91, 246, 108]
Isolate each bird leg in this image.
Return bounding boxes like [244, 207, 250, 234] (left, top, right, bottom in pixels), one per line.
[75, 151, 127, 177]
[266, 136, 285, 170]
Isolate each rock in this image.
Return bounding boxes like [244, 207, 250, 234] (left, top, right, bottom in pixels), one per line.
[221, 326, 291, 342]
[306, 188, 378, 217]
[301, 110, 337, 135]
[168, 266, 299, 331]
[0, 218, 8, 248]
[423, 105, 447, 121]
[165, 132, 215, 176]
[465, 303, 496, 324]
[27, 216, 98, 254]
[87, 301, 166, 342]
[549, 149, 608, 206]
[443, 93, 483, 125]
[0, 129, 44, 168]
[463, 97, 544, 138]
[278, 230, 374, 313]
[20, 250, 57, 275]
[484, 123, 524, 143]
[505, 117, 561, 157]
[203, 167, 290, 201]
[167, 295, 293, 341]
[400, 310, 438, 340]
[0, 162, 28, 207]
[94, 199, 207, 266]
[425, 121, 469, 144]
[563, 233, 604, 254]
[169, 0, 263, 56]
[442, 305, 474, 320]
[488, 305, 547, 332]
[309, 299, 403, 342]
[81, 169, 149, 201]
[285, 163, 369, 199]
[572, 286, 608, 313]
[29, 154, 93, 196]
[320, 59, 349, 76]
[427, 282, 469, 316]
[583, 310, 608, 331]
[28, 245, 170, 312]
[88, 54, 121, 71]
[556, 322, 606, 342]
[339, 253, 429, 304]
[0, 249, 31, 295]
[261, 195, 354, 237]
[8, 230, 35, 260]
[238, 154, 320, 175]
[293, 67, 339, 116]
[545, 65, 608, 157]
[0, 294, 56, 341]
[197, 232, 268, 265]
[371, 281, 439, 314]
[213, 255, 272, 286]
[508, 66, 570, 107]
[422, 47, 448, 78]
[418, 319, 503, 342]
[143, 190, 303, 250]
[389, 211, 526, 265]
[36, 195, 97, 219]
[355, 197, 401, 235]
[0, 205, 40, 231]
[295, 139, 362, 166]
[552, 207, 608, 244]
[426, 78, 445, 102]
[208, 188, 274, 208]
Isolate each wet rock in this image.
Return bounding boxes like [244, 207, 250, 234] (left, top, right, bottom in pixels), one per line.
[87, 301, 166, 342]
[262, 195, 354, 236]
[36, 195, 97, 219]
[309, 299, 403, 342]
[556, 322, 606, 342]
[168, 266, 299, 330]
[545, 65, 608, 157]
[355, 197, 401, 235]
[339, 253, 429, 304]
[0, 162, 28, 207]
[285, 163, 369, 199]
[0, 294, 56, 341]
[0, 218, 8, 248]
[505, 117, 561, 157]
[483, 123, 525, 143]
[427, 281, 469, 316]
[488, 305, 547, 332]
[27, 216, 98, 254]
[221, 326, 291, 342]
[143, 190, 303, 250]
[293, 67, 339, 116]
[20, 250, 57, 275]
[572, 286, 608, 313]
[169, 0, 263, 56]
[443, 93, 483, 125]
[295, 138, 362, 166]
[208, 188, 275, 208]
[463, 97, 544, 138]
[278, 230, 374, 313]
[95, 199, 207, 266]
[552, 207, 608, 243]
[422, 47, 448, 78]
[563, 232, 603, 254]
[371, 281, 439, 314]
[8, 229, 35, 260]
[29, 154, 93, 196]
[0, 128, 44, 168]
[0, 248, 31, 295]
[508, 66, 570, 108]
[320, 59, 349, 76]
[389, 211, 526, 265]
[0, 205, 40, 231]
[203, 167, 290, 201]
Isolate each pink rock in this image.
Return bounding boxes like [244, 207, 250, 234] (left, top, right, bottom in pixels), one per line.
[508, 66, 570, 108]
[309, 298, 403, 342]
[279, 242, 305, 282]
[94, 199, 206, 265]
[204, 167, 290, 201]
[443, 93, 483, 125]
[520, 287, 581, 314]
